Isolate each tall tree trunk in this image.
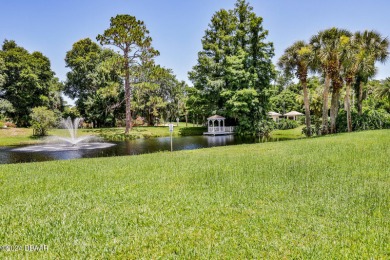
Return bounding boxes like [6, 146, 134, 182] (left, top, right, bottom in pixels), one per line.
[358, 81, 364, 116]
[185, 113, 188, 127]
[302, 78, 311, 137]
[345, 82, 352, 132]
[321, 74, 331, 135]
[330, 88, 340, 134]
[124, 52, 132, 134]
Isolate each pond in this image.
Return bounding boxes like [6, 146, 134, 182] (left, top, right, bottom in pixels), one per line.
[0, 135, 293, 164]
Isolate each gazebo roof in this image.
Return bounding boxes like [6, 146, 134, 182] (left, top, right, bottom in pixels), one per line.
[268, 111, 282, 116]
[284, 111, 304, 116]
[207, 115, 225, 120]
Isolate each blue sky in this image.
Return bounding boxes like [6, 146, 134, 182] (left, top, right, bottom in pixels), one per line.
[2, 0, 390, 88]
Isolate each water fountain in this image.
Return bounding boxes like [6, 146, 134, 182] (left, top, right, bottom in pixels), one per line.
[12, 117, 115, 152]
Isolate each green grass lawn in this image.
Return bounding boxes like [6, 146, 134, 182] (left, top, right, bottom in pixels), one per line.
[0, 130, 389, 258]
[0, 128, 38, 146]
[272, 125, 305, 139]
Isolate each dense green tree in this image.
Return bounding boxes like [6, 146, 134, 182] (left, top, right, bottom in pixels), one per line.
[175, 81, 190, 126]
[0, 40, 62, 126]
[62, 105, 80, 120]
[0, 98, 14, 119]
[269, 89, 301, 114]
[0, 56, 5, 88]
[222, 88, 262, 135]
[306, 77, 324, 118]
[189, 0, 274, 135]
[278, 41, 314, 136]
[186, 88, 210, 126]
[64, 38, 123, 127]
[132, 64, 178, 125]
[270, 70, 294, 95]
[97, 14, 159, 133]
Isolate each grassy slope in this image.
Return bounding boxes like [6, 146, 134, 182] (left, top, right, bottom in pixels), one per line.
[272, 125, 305, 139]
[0, 130, 389, 258]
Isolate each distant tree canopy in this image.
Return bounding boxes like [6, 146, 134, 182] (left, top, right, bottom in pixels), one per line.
[1, 7, 389, 136]
[64, 38, 124, 127]
[0, 40, 62, 126]
[64, 36, 188, 128]
[188, 0, 274, 135]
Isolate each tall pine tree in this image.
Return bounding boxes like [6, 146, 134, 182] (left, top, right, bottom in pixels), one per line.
[189, 0, 274, 134]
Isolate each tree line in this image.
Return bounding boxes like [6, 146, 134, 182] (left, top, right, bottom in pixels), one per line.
[190, 0, 390, 135]
[0, 17, 190, 133]
[278, 28, 389, 136]
[1, 0, 389, 136]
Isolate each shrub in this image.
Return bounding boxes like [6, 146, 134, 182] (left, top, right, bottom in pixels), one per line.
[302, 116, 324, 137]
[179, 127, 207, 136]
[277, 119, 299, 130]
[257, 120, 275, 137]
[134, 116, 145, 126]
[30, 107, 58, 136]
[336, 109, 390, 132]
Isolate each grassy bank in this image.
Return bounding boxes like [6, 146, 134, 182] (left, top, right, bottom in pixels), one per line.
[0, 123, 194, 146]
[0, 130, 389, 258]
[0, 125, 303, 146]
[272, 125, 305, 139]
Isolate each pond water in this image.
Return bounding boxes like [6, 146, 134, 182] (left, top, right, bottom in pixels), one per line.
[0, 135, 292, 164]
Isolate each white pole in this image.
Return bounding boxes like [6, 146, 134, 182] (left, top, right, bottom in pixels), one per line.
[169, 123, 173, 152]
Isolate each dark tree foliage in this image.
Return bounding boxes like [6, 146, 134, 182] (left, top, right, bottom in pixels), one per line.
[0, 40, 62, 126]
[189, 0, 274, 135]
[64, 38, 123, 127]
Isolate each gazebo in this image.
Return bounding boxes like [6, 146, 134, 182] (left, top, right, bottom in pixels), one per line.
[268, 111, 282, 122]
[203, 115, 235, 135]
[284, 111, 304, 121]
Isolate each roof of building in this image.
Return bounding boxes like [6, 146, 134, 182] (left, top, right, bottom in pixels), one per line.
[207, 115, 226, 120]
[268, 111, 282, 116]
[284, 111, 304, 116]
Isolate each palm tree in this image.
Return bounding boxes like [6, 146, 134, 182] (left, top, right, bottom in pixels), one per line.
[354, 31, 389, 115]
[376, 77, 390, 106]
[341, 34, 361, 132]
[310, 28, 352, 134]
[278, 41, 314, 136]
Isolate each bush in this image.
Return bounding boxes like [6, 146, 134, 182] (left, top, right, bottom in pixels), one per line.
[30, 107, 58, 136]
[302, 116, 324, 137]
[134, 116, 145, 126]
[277, 119, 299, 130]
[336, 109, 390, 132]
[257, 120, 275, 137]
[179, 127, 207, 136]
[99, 133, 139, 141]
